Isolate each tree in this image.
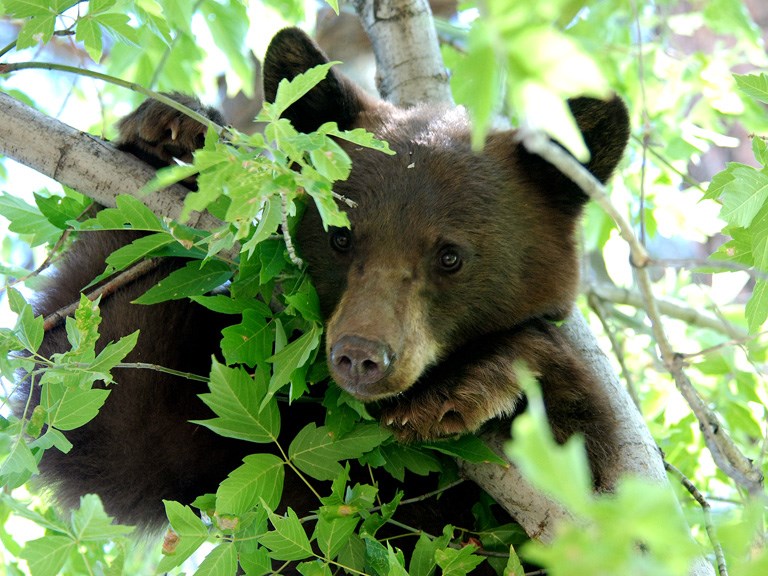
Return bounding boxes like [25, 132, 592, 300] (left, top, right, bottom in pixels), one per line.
[0, 1, 767, 575]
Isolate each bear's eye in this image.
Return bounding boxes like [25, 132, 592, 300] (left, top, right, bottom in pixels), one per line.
[330, 228, 353, 253]
[438, 247, 462, 273]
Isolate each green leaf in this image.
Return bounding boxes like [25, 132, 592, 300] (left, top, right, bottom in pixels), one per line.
[422, 435, 506, 465]
[261, 508, 313, 561]
[289, 423, 391, 481]
[452, 21, 502, 150]
[746, 279, 768, 333]
[16, 14, 56, 50]
[157, 501, 209, 572]
[88, 331, 139, 377]
[270, 62, 337, 119]
[216, 453, 285, 515]
[314, 515, 359, 559]
[718, 165, 768, 228]
[6, 0, 53, 18]
[0, 192, 60, 246]
[103, 233, 175, 272]
[434, 545, 485, 576]
[191, 295, 272, 317]
[298, 561, 333, 576]
[195, 360, 280, 443]
[20, 535, 74, 576]
[220, 309, 273, 368]
[94, 12, 139, 46]
[70, 494, 134, 541]
[269, 324, 321, 393]
[15, 299, 44, 353]
[194, 541, 238, 576]
[133, 259, 232, 304]
[76, 17, 104, 62]
[0, 438, 39, 482]
[35, 192, 90, 229]
[43, 383, 110, 431]
[83, 195, 164, 231]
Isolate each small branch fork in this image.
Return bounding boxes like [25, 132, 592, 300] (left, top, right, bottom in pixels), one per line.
[520, 129, 764, 497]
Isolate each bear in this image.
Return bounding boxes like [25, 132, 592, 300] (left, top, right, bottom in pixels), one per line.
[14, 25, 629, 564]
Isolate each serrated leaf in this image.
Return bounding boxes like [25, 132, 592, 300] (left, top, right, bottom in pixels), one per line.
[71, 494, 134, 541]
[216, 453, 284, 515]
[422, 435, 506, 465]
[85, 195, 164, 231]
[0, 438, 39, 480]
[103, 233, 175, 272]
[746, 279, 768, 333]
[15, 302, 44, 353]
[35, 192, 90, 229]
[289, 423, 391, 481]
[298, 561, 333, 576]
[735, 74, 768, 104]
[314, 515, 359, 559]
[132, 259, 232, 304]
[434, 545, 485, 576]
[195, 360, 280, 443]
[6, 0, 52, 18]
[191, 295, 272, 317]
[20, 535, 74, 576]
[43, 383, 110, 431]
[271, 62, 337, 119]
[16, 13, 55, 50]
[220, 309, 273, 368]
[157, 501, 209, 572]
[194, 542, 238, 576]
[88, 331, 139, 376]
[719, 165, 768, 227]
[76, 17, 104, 62]
[0, 192, 60, 246]
[261, 508, 313, 561]
[269, 324, 321, 393]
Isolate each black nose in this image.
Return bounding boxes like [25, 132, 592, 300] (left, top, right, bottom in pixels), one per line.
[330, 335, 393, 389]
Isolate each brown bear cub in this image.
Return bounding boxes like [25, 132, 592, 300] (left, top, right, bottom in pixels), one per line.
[16, 27, 629, 533]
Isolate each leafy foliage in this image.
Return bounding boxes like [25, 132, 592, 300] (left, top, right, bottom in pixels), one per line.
[1, 0, 768, 575]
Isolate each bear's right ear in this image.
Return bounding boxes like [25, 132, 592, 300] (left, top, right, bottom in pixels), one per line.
[263, 27, 376, 133]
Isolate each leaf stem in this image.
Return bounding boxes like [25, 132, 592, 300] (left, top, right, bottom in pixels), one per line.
[0, 61, 224, 135]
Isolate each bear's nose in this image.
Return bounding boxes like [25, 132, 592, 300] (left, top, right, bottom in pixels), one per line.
[330, 335, 393, 392]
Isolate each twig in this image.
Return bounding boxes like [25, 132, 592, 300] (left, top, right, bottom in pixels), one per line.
[43, 258, 163, 331]
[665, 461, 728, 576]
[0, 61, 224, 135]
[652, 258, 768, 281]
[522, 130, 763, 496]
[587, 291, 642, 410]
[589, 283, 748, 340]
[679, 330, 768, 360]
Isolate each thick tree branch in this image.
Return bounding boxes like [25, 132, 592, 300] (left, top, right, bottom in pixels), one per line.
[0, 91, 221, 232]
[352, 0, 452, 106]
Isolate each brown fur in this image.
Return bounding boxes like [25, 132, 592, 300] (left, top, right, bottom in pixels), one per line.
[15, 27, 629, 537]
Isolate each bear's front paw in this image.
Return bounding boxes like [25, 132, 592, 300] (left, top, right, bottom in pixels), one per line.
[379, 387, 503, 443]
[115, 92, 224, 171]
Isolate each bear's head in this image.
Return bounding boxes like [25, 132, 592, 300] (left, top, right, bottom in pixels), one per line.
[263, 28, 630, 402]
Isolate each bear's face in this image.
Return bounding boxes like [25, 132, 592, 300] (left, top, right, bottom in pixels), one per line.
[264, 28, 629, 403]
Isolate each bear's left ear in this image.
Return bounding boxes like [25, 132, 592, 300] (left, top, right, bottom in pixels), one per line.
[262, 27, 378, 133]
[502, 96, 630, 213]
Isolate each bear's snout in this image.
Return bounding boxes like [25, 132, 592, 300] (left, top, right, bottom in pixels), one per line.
[329, 335, 394, 397]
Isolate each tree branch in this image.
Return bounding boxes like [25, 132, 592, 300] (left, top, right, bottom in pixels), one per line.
[0, 91, 222, 232]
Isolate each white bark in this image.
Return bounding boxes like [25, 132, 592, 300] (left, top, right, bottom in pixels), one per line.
[352, 0, 453, 106]
[0, 92, 221, 232]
